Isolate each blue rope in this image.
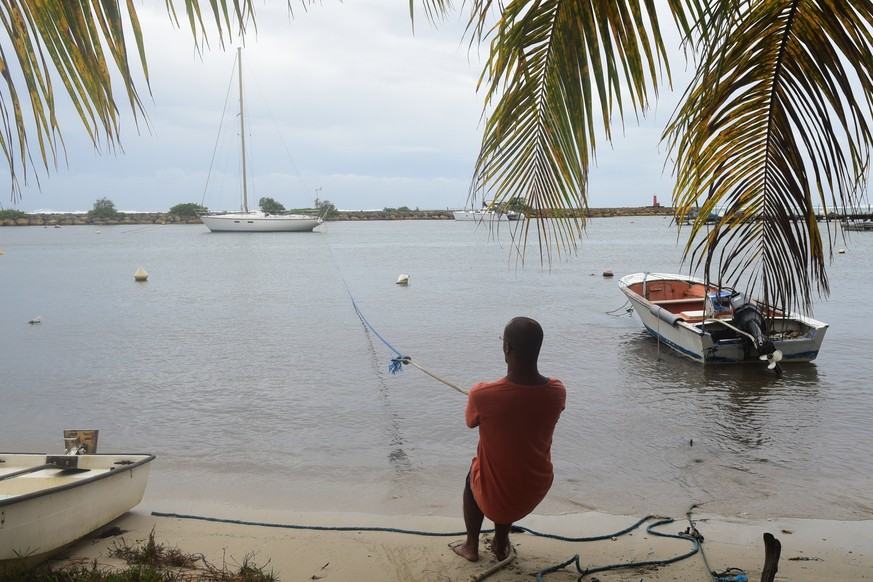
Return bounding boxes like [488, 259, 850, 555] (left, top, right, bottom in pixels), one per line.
[321, 230, 409, 375]
[151, 511, 483, 537]
[529, 516, 702, 581]
[151, 512, 701, 580]
[344, 289, 407, 374]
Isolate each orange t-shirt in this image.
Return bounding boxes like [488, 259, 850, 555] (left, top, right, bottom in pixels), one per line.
[466, 377, 566, 524]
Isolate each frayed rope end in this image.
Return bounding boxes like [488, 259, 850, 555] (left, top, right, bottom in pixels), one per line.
[389, 356, 410, 375]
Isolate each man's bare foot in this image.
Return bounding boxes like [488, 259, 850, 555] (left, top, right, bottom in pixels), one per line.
[492, 541, 513, 562]
[450, 541, 480, 562]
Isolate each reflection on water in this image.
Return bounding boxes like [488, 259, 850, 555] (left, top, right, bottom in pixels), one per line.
[2, 219, 871, 521]
[587, 314, 865, 519]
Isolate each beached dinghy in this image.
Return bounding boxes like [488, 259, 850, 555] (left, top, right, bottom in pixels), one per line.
[0, 430, 154, 573]
[618, 272, 828, 370]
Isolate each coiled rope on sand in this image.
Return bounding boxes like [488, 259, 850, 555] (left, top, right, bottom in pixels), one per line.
[151, 512, 701, 581]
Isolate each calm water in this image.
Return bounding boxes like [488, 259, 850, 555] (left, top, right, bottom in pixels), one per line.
[2, 217, 871, 521]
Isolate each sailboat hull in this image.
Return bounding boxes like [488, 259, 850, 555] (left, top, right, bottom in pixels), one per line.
[201, 213, 322, 232]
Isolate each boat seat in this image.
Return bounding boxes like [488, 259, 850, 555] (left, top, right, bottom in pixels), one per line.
[652, 298, 705, 305]
[680, 310, 733, 323]
[679, 310, 706, 322]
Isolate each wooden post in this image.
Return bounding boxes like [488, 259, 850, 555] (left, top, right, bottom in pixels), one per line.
[761, 532, 781, 582]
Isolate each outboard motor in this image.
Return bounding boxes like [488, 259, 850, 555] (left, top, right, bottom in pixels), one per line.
[729, 292, 767, 347]
[729, 292, 782, 374]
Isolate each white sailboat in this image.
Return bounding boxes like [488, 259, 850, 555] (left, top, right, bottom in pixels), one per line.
[200, 48, 323, 233]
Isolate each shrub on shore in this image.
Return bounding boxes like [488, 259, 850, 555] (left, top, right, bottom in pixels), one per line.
[87, 197, 119, 220]
[169, 203, 208, 217]
[0, 529, 276, 582]
[0, 209, 27, 220]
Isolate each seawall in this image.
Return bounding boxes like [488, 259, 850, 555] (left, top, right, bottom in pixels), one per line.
[1, 207, 675, 227]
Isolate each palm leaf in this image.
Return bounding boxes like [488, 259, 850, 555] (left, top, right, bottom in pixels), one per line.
[666, 0, 873, 315]
[464, 0, 676, 262]
[0, 0, 257, 203]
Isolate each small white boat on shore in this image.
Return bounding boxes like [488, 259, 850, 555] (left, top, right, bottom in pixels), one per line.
[0, 431, 154, 573]
[618, 272, 829, 371]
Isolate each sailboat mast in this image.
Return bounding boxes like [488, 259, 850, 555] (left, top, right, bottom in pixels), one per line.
[237, 47, 249, 213]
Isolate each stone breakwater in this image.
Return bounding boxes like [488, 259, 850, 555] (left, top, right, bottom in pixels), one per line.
[2, 207, 674, 226]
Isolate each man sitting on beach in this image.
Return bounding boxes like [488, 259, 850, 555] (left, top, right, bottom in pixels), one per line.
[452, 316, 566, 562]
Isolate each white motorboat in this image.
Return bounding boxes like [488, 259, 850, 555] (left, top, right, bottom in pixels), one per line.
[842, 218, 873, 231]
[618, 272, 828, 371]
[452, 209, 524, 222]
[0, 431, 154, 573]
[200, 48, 322, 233]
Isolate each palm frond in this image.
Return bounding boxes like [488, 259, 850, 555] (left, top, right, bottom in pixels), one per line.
[0, 0, 258, 203]
[666, 0, 873, 315]
[466, 0, 674, 262]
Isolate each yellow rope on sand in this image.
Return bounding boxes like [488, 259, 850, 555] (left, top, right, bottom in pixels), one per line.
[469, 546, 517, 582]
[400, 357, 469, 395]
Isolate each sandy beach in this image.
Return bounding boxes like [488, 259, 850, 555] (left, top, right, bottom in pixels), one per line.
[49, 500, 871, 581]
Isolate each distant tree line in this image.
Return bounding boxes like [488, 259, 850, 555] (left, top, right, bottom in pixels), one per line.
[4, 197, 337, 219]
[3, 197, 497, 220]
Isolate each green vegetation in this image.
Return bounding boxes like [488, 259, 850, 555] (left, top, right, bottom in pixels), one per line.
[169, 203, 208, 217]
[0, 529, 276, 582]
[315, 198, 337, 218]
[87, 197, 119, 220]
[258, 197, 286, 214]
[0, 209, 27, 220]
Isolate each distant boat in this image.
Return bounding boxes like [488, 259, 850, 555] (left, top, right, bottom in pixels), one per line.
[618, 272, 828, 371]
[453, 201, 524, 222]
[843, 218, 873, 231]
[452, 209, 524, 222]
[0, 430, 154, 573]
[200, 48, 322, 233]
[683, 208, 721, 225]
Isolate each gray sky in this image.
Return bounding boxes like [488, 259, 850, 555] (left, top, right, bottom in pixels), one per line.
[5, 1, 683, 213]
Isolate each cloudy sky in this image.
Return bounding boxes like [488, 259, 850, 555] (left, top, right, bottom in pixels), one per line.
[4, 2, 685, 213]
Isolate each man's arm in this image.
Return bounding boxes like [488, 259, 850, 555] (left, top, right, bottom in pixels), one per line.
[465, 390, 480, 428]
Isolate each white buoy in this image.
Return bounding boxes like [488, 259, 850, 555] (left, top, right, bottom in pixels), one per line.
[134, 267, 149, 282]
[396, 274, 410, 285]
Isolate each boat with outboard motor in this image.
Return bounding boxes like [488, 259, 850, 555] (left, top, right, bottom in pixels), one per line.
[0, 430, 154, 573]
[618, 272, 828, 372]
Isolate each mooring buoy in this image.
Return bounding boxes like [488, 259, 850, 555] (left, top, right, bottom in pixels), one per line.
[134, 267, 149, 282]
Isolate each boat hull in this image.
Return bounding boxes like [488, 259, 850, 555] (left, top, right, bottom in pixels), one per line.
[0, 453, 154, 572]
[201, 213, 322, 232]
[452, 210, 524, 222]
[618, 272, 828, 364]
